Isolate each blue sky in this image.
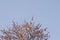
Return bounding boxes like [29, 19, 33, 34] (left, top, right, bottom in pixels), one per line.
[0, 0, 60, 40]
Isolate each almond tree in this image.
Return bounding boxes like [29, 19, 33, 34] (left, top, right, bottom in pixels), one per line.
[0, 18, 49, 40]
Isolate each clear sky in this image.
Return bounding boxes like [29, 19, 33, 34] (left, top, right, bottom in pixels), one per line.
[0, 0, 60, 40]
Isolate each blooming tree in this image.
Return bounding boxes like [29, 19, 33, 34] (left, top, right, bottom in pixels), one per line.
[0, 18, 49, 40]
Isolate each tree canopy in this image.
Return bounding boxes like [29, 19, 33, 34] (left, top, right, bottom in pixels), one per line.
[0, 18, 49, 40]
